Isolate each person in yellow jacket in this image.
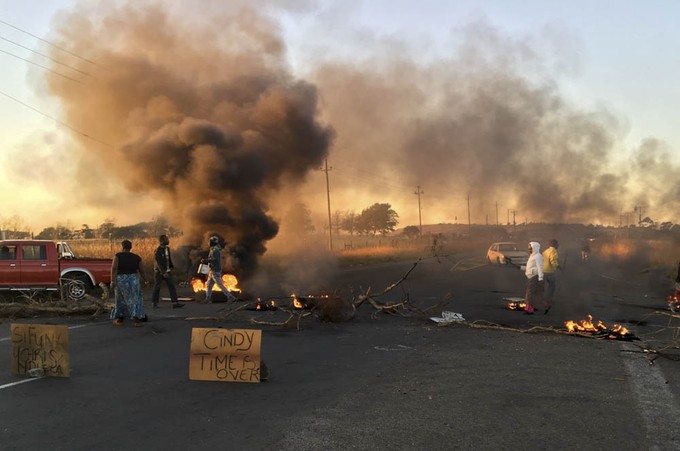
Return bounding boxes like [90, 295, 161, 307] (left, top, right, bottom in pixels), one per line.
[542, 239, 560, 313]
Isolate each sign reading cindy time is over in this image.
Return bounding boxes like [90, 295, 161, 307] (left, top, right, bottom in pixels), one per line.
[189, 328, 262, 383]
[11, 324, 70, 377]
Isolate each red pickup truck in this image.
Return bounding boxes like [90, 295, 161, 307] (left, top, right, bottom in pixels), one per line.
[0, 240, 112, 300]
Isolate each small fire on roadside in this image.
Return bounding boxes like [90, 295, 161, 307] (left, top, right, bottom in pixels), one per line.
[291, 293, 330, 309]
[667, 294, 680, 313]
[564, 315, 637, 340]
[505, 297, 527, 311]
[191, 274, 242, 294]
[256, 299, 277, 311]
[507, 301, 527, 311]
[565, 315, 607, 333]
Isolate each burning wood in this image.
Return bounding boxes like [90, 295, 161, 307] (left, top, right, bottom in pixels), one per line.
[291, 294, 330, 310]
[564, 315, 638, 340]
[190, 273, 241, 294]
[254, 299, 277, 311]
[504, 297, 527, 311]
[507, 301, 527, 311]
[667, 294, 680, 313]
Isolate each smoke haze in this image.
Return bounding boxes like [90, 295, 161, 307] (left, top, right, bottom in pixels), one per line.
[38, 1, 680, 280]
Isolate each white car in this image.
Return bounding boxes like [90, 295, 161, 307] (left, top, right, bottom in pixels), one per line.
[486, 242, 529, 266]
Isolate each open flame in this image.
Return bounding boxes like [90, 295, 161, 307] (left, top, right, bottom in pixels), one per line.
[505, 297, 527, 311]
[191, 274, 242, 293]
[564, 314, 636, 340]
[291, 293, 331, 309]
[564, 315, 607, 333]
[256, 299, 277, 311]
[667, 294, 680, 313]
[507, 301, 527, 311]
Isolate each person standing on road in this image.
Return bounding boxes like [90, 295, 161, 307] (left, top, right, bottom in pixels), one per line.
[152, 234, 184, 309]
[524, 241, 548, 315]
[203, 235, 236, 303]
[110, 240, 147, 326]
[580, 239, 591, 261]
[542, 239, 560, 310]
[669, 261, 680, 312]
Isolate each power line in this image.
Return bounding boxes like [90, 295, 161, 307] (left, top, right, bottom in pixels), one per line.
[331, 164, 454, 198]
[331, 167, 412, 192]
[0, 89, 111, 148]
[0, 48, 83, 83]
[331, 162, 420, 192]
[0, 34, 91, 76]
[0, 19, 101, 67]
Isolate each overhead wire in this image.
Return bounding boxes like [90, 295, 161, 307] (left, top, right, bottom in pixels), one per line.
[0, 89, 112, 148]
[330, 159, 453, 199]
[0, 48, 83, 84]
[0, 19, 107, 146]
[0, 18, 102, 67]
[0, 35, 91, 76]
[332, 166, 413, 193]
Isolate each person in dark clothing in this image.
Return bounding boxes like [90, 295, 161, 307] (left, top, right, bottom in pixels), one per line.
[110, 240, 147, 326]
[0, 246, 14, 260]
[674, 261, 680, 300]
[203, 235, 237, 303]
[151, 234, 184, 309]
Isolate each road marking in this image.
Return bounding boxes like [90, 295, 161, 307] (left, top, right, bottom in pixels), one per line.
[0, 377, 45, 390]
[373, 344, 414, 352]
[450, 261, 486, 272]
[0, 322, 97, 389]
[621, 343, 680, 449]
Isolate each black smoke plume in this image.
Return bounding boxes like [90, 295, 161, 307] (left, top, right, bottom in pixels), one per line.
[44, 4, 333, 279]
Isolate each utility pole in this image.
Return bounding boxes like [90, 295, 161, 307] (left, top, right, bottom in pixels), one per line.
[414, 186, 424, 235]
[467, 192, 471, 239]
[322, 158, 333, 250]
[495, 202, 499, 226]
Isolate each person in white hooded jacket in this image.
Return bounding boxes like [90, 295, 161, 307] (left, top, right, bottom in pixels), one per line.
[524, 241, 549, 314]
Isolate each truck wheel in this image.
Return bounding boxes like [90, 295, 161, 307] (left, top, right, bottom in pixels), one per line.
[63, 275, 93, 301]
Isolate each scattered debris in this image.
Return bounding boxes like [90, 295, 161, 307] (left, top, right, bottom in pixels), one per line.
[429, 311, 465, 324]
[373, 344, 414, 352]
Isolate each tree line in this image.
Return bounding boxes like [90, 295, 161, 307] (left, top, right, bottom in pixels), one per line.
[1, 202, 405, 241]
[0, 215, 180, 241]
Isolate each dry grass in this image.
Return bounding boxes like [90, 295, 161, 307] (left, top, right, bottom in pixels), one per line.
[69, 237, 164, 277]
[67, 236, 458, 276]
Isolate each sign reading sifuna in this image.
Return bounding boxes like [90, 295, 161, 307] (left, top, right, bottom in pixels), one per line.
[11, 324, 70, 377]
[189, 328, 262, 383]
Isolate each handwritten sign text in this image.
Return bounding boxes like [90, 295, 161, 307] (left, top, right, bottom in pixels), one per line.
[189, 328, 262, 383]
[11, 324, 70, 377]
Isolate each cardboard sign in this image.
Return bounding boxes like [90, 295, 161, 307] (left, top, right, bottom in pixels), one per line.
[10, 324, 70, 377]
[189, 328, 262, 383]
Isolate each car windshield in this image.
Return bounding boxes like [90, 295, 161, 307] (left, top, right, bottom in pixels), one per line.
[499, 244, 520, 252]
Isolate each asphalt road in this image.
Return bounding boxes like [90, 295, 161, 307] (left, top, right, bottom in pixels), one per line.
[1, 248, 679, 450]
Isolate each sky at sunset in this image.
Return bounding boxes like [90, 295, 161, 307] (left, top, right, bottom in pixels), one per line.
[1, 0, 680, 236]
